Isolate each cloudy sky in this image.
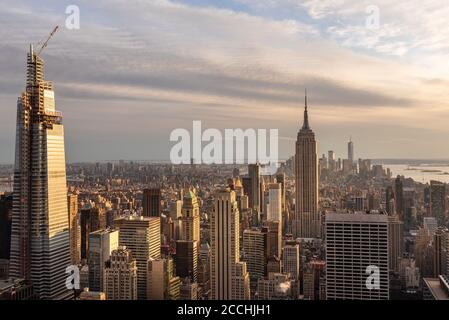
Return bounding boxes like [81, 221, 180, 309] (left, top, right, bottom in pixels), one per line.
[1, 0, 449, 163]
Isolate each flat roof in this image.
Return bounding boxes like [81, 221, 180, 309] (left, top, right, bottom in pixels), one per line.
[326, 212, 388, 224]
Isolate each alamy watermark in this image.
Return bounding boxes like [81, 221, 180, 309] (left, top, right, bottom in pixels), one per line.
[65, 5, 80, 30]
[169, 121, 279, 174]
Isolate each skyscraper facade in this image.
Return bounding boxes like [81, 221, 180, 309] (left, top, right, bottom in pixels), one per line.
[115, 216, 161, 299]
[294, 93, 320, 238]
[9, 46, 71, 299]
[104, 246, 138, 300]
[348, 138, 354, 164]
[211, 188, 249, 300]
[325, 213, 389, 300]
[142, 188, 161, 217]
[67, 193, 80, 265]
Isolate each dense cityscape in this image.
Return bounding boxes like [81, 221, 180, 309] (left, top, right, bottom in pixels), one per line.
[0, 39, 448, 302]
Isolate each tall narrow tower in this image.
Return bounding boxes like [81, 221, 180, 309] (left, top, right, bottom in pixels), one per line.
[294, 90, 320, 238]
[9, 44, 71, 299]
[348, 137, 354, 164]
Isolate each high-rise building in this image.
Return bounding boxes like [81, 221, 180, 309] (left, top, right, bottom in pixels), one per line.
[388, 215, 403, 273]
[67, 193, 81, 265]
[147, 257, 180, 300]
[294, 91, 320, 238]
[325, 213, 389, 300]
[104, 246, 138, 300]
[0, 194, 12, 261]
[248, 163, 261, 215]
[430, 181, 446, 225]
[115, 216, 161, 299]
[175, 240, 198, 282]
[263, 220, 281, 259]
[180, 277, 198, 300]
[282, 242, 300, 281]
[9, 45, 71, 299]
[347, 138, 354, 164]
[180, 190, 200, 242]
[142, 188, 161, 217]
[243, 228, 267, 289]
[232, 261, 251, 300]
[88, 229, 119, 292]
[267, 183, 282, 223]
[211, 188, 249, 300]
[394, 176, 404, 221]
[80, 207, 105, 260]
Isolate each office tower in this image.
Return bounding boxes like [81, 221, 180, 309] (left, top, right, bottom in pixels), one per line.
[248, 164, 261, 215]
[256, 273, 293, 300]
[325, 213, 389, 300]
[67, 193, 81, 265]
[80, 207, 105, 260]
[275, 173, 286, 212]
[198, 243, 211, 299]
[430, 181, 446, 225]
[0, 194, 12, 261]
[147, 257, 180, 300]
[233, 262, 251, 300]
[180, 278, 198, 300]
[175, 240, 198, 282]
[282, 242, 300, 281]
[266, 256, 281, 274]
[243, 228, 267, 289]
[9, 45, 71, 299]
[348, 138, 354, 164]
[433, 228, 448, 277]
[88, 229, 119, 292]
[104, 246, 138, 300]
[385, 186, 395, 215]
[180, 190, 200, 242]
[169, 200, 182, 220]
[267, 183, 282, 222]
[388, 215, 403, 273]
[415, 227, 435, 277]
[394, 176, 404, 221]
[115, 216, 161, 299]
[211, 188, 249, 300]
[328, 151, 336, 171]
[264, 220, 281, 259]
[294, 92, 320, 239]
[142, 188, 161, 217]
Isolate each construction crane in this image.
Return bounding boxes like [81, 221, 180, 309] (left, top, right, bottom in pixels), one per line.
[36, 25, 59, 55]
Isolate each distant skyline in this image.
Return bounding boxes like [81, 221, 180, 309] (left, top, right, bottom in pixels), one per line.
[1, 0, 449, 163]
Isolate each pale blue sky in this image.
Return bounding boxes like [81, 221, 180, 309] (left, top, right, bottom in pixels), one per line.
[1, 0, 449, 163]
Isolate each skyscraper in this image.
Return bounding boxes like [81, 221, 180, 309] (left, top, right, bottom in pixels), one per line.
[267, 183, 282, 223]
[180, 190, 200, 242]
[430, 180, 446, 225]
[248, 163, 261, 216]
[104, 246, 138, 300]
[294, 91, 320, 238]
[211, 188, 249, 300]
[325, 213, 389, 300]
[88, 229, 119, 292]
[9, 45, 71, 299]
[115, 216, 161, 299]
[142, 188, 161, 217]
[243, 228, 267, 289]
[67, 193, 81, 265]
[347, 138, 354, 164]
[388, 215, 403, 273]
[394, 176, 404, 221]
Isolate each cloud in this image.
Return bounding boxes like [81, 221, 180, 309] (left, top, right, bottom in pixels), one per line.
[0, 0, 448, 163]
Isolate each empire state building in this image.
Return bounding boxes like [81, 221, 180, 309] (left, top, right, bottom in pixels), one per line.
[293, 91, 320, 239]
[9, 44, 71, 299]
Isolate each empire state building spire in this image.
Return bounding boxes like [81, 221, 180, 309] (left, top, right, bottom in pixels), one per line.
[302, 88, 310, 130]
